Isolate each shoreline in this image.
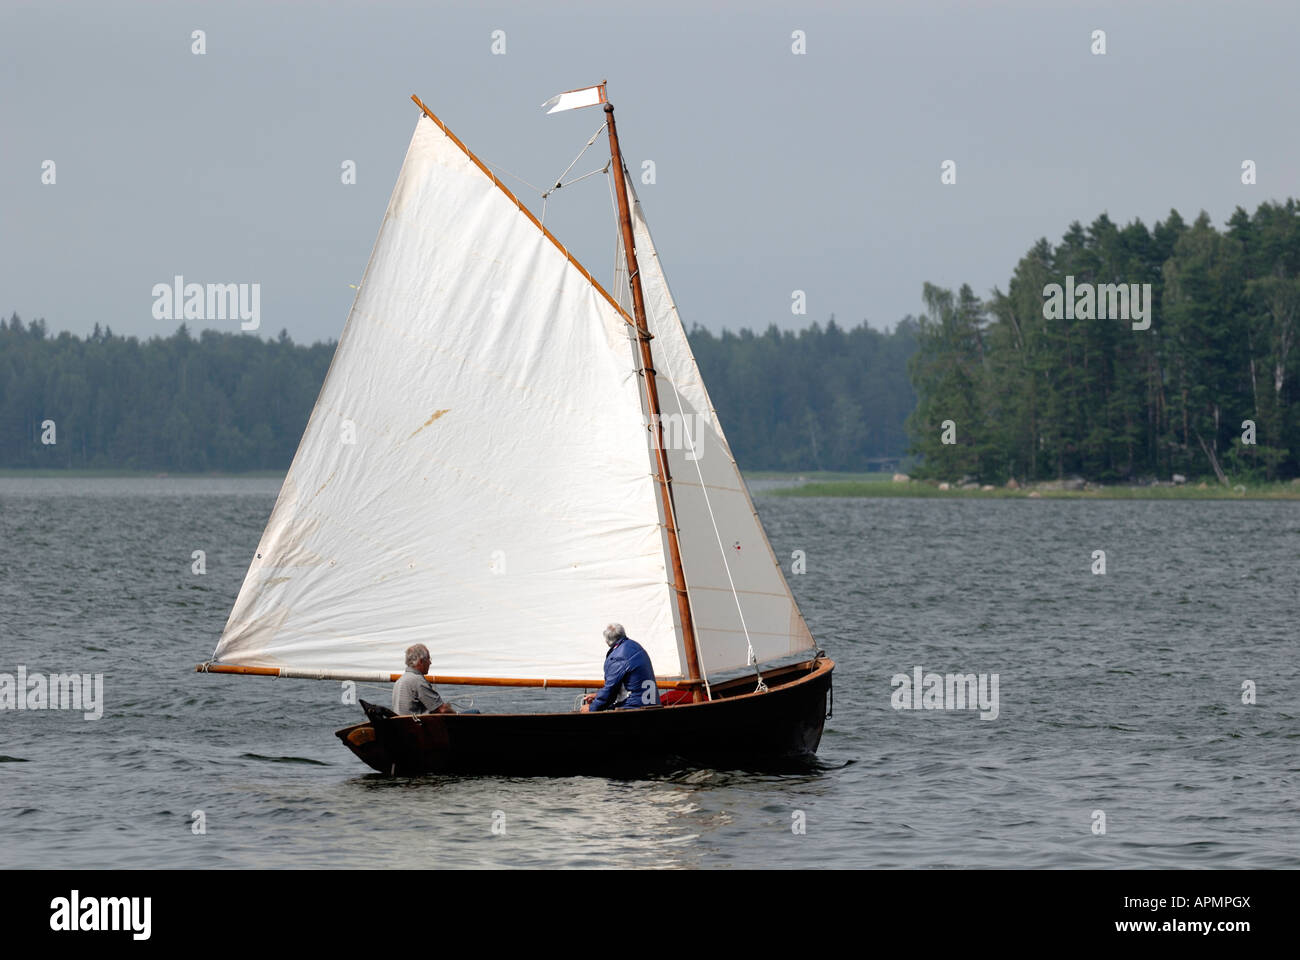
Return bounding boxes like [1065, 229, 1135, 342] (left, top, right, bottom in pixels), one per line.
[3, 468, 1297, 500]
[770, 476, 1300, 500]
[0, 468, 285, 479]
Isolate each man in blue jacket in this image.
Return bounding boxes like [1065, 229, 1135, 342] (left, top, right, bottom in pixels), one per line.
[580, 623, 660, 712]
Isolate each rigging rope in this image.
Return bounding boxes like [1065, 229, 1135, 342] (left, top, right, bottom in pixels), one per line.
[480, 161, 545, 197]
[558, 165, 611, 190]
[543, 122, 608, 199]
[482, 121, 607, 228]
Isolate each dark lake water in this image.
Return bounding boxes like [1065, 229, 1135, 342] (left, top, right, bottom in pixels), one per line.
[1, 477, 1297, 868]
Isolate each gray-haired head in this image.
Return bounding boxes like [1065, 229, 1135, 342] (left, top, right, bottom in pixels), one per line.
[602, 623, 626, 647]
[405, 643, 431, 669]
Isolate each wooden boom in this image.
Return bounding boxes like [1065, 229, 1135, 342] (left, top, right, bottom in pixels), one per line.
[195, 662, 696, 690]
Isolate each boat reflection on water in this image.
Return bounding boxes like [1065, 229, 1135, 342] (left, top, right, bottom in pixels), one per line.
[347, 760, 844, 869]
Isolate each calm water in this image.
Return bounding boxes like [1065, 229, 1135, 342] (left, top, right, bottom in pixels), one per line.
[1, 477, 1297, 868]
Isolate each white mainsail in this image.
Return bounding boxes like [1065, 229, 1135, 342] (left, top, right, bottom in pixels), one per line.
[614, 172, 817, 677]
[211, 116, 682, 682]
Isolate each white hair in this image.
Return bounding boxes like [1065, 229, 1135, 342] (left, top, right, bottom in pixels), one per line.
[602, 623, 626, 647]
[405, 643, 430, 668]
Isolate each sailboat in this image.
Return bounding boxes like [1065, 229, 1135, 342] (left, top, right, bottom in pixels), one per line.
[197, 86, 834, 775]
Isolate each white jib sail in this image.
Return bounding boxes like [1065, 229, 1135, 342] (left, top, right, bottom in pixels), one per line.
[211, 116, 681, 682]
[615, 172, 817, 676]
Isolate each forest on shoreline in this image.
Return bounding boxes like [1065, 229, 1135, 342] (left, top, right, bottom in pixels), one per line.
[908, 200, 1300, 483]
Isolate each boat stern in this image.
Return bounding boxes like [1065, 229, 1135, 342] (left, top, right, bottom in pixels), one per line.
[335, 721, 393, 774]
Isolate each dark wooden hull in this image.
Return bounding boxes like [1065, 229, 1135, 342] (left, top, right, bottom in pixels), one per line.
[335, 657, 833, 776]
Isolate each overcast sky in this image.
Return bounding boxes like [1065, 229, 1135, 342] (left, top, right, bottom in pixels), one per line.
[3, 0, 1297, 343]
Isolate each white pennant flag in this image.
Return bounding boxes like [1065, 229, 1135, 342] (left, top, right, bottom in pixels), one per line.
[542, 83, 607, 114]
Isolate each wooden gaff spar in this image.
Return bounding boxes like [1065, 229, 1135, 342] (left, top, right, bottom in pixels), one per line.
[197, 86, 833, 775]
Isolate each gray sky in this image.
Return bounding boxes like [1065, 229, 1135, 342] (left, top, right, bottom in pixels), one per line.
[3, 0, 1297, 343]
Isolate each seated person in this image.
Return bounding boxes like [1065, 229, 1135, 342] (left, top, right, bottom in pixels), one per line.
[580, 623, 660, 712]
[392, 643, 454, 715]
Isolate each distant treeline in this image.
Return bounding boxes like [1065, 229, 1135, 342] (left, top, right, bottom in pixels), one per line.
[0, 315, 917, 472]
[0, 322, 333, 471]
[690, 320, 916, 470]
[909, 200, 1300, 482]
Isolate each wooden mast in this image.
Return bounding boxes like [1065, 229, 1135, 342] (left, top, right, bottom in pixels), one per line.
[604, 98, 706, 701]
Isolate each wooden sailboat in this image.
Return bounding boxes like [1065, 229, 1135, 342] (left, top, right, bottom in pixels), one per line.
[198, 86, 833, 775]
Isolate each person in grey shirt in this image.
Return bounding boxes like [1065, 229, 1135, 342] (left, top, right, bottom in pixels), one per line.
[392, 643, 453, 715]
